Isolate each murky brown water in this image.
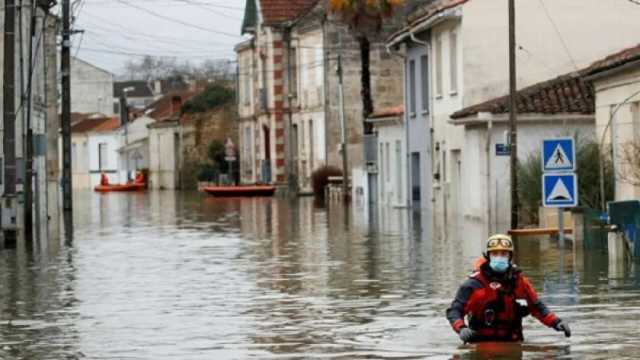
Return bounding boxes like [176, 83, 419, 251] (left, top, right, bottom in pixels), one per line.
[0, 191, 639, 359]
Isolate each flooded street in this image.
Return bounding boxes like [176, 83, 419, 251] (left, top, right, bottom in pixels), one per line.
[0, 191, 640, 359]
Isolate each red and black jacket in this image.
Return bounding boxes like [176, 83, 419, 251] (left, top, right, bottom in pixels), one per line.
[446, 259, 559, 342]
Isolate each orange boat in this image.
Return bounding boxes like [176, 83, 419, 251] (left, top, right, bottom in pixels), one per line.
[94, 172, 147, 193]
[203, 185, 276, 197]
[94, 183, 146, 192]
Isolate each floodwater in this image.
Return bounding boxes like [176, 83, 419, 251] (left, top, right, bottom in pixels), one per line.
[0, 191, 639, 359]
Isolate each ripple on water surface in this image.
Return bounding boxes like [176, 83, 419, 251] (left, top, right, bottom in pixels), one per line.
[0, 191, 639, 359]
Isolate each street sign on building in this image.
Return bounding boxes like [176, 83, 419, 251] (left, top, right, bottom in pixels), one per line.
[543, 173, 578, 208]
[542, 138, 575, 172]
[496, 143, 510, 156]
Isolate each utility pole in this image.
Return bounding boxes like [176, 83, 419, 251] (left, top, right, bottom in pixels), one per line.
[25, 0, 36, 242]
[61, 0, 73, 236]
[508, 0, 519, 230]
[337, 33, 349, 201]
[3, 0, 18, 244]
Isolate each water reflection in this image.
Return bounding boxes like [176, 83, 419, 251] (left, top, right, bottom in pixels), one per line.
[0, 192, 639, 358]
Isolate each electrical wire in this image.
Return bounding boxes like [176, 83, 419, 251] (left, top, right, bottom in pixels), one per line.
[537, 0, 578, 70]
[114, 0, 242, 39]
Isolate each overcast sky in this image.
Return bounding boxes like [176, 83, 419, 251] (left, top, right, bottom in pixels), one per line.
[70, 0, 246, 76]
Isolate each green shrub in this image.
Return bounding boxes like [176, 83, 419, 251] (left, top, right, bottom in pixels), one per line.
[182, 83, 234, 114]
[517, 139, 614, 225]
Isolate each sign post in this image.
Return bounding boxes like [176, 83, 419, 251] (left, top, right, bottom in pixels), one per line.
[542, 138, 578, 248]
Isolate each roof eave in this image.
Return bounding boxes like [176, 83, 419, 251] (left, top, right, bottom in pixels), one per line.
[584, 58, 640, 83]
[449, 113, 594, 126]
[387, 3, 463, 49]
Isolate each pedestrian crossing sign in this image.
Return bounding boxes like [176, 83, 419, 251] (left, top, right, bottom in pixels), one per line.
[543, 173, 578, 208]
[542, 138, 575, 172]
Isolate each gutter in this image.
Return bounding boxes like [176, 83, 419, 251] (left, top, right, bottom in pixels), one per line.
[387, 6, 462, 49]
[448, 113, 594, 126]
[584, 59, 640, 83]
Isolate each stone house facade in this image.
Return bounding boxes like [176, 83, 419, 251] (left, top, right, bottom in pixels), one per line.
[71, 57, 115, 115]
[237, 0, 406, 194]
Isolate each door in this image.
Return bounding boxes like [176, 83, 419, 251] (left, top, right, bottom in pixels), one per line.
[411, 152, 421, 206]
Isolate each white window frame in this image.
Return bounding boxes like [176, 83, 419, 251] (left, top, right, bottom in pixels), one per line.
[435, 34, 443, 98]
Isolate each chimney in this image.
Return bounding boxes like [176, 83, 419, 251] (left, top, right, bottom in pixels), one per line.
[171, 95, 183, 114]
[154, 80, 162, 96]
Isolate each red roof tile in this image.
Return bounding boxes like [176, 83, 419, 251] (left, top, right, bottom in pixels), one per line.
[450, 73, 594, 120]
[145, 90, 199, 122]
[71, 116, 120, 133]
[584, 43, 640, 77]
[260, 0, 318, 25]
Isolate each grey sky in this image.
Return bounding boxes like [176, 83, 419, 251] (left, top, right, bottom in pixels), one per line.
[71, 0, 246, 76]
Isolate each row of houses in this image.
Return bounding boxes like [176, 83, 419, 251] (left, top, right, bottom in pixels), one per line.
[235, 0, 640, 234]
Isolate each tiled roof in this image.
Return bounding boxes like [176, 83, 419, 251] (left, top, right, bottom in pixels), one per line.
[145, 90, 199, 121]
[450, 73, 594, 120]
[584, 43, 640, 77]
[369, 105, 404, 119]
[259, 0, 318, 25]
[71, 116, 120, 133]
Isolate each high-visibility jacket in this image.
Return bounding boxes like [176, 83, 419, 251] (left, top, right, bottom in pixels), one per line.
[446, 259, 559, 342]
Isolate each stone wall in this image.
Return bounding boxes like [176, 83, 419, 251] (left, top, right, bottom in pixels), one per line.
[181, 105, 238, 189]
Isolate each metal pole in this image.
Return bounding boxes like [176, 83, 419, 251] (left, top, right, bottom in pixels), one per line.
[61, 0, 73, 236]
[25, 0, 36, 242]
[3, 0, 18, 244]
[558, 207, 564, 248]
[337, 33, 349, 201]
[508, 0, 519, 230]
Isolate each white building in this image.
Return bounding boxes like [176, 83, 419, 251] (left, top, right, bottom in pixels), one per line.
[366, 106, 407, 208]
[450, 72, 595, 234]
[71, 57, 115, 115]
[70, 116, 121, 189]
[387, 0, 640, 232]
[586, 44, 640, 201]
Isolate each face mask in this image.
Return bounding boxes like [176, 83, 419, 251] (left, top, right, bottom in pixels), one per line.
[489, 256, 510, 273]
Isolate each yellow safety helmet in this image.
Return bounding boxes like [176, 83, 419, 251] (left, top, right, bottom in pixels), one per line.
[486, 234, 514, 253]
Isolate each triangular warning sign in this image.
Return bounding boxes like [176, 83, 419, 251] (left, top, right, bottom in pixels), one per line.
[547, 178, 573, 202]
[545, 145, 572, 169]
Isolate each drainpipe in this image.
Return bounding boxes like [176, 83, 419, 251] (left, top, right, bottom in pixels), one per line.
[385, 45, 408, 209]
[484, 114, 493, 237]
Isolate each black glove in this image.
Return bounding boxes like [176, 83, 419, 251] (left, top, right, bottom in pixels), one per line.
[459, 327, 475, 343]
[554, 320, 571, 338]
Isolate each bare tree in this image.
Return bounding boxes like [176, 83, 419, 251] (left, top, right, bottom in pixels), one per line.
[618, 141, 640, 186]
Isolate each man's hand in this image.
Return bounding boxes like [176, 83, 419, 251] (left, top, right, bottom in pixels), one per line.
[459, 327, 475, 343]
[554, 320, 571, 338]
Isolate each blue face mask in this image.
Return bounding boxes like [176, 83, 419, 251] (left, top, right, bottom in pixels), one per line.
[489, 256, 510, 273]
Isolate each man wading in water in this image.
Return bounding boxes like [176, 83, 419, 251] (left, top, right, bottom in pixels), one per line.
[446, 234, 571, 343]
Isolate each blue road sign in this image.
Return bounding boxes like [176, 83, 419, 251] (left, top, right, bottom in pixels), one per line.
[542, 138, 575, 172]
[496, 144, 510, 156]
[543, 173, 578, 208]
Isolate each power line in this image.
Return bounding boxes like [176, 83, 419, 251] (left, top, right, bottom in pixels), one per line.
[537, 0, 578, 70]
[114, 0, 242, 39]
[628, 0, 640, 5]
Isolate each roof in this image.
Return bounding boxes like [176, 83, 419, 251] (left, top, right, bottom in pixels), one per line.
[368, 105, 405, 119]
[242, 0, 258, 34]
[71, 116, 120, 133]
[388, 0, 467, 46]
[584, 43, 640, 77]
[114, 81, 154, 98]
[145, 90, 199, 121]
[450, 73, 594, 120]
[259, 0, 318, 26]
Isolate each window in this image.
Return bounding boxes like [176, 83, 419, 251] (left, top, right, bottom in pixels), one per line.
[98, 143, 108, 170]
[243, 60, 251, 105]
[409, 59, 416, 115]
[385, 142, 391, 182]
[420, 55, 429, 113]
[290, 47, 298, 98]
[395, 140, 402, 203]
[315, 48, 323, 85]
[435, 34, 443, 97]
[379, 146, 385, 200]
[450, 31, 458, 94]
[633, 102, 640, 141]
[72, 144, 77, 171]
[309, 119, 314, 170]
